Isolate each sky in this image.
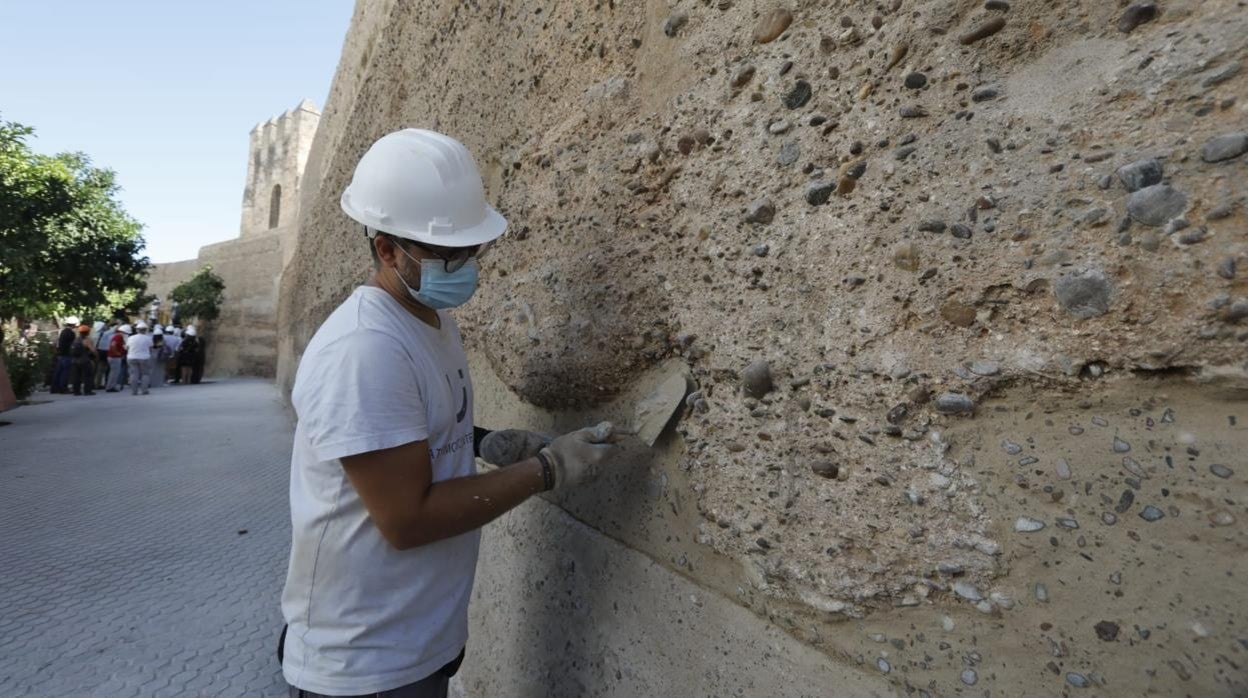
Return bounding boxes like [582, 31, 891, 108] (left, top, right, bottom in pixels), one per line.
[0, 1, 353, 263]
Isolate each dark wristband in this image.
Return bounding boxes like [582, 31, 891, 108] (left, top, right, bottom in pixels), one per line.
[534, 450, 555, 491]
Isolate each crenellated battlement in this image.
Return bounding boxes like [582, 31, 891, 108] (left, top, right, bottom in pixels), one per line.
[239, 99, 320, 237]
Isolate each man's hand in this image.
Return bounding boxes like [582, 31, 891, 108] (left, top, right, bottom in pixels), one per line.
[479, 429, 551, 466]
[541, 421, 626, 491]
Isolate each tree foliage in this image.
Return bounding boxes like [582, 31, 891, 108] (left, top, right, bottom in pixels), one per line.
[170, 265, 225, 323]
[0, 118, 150, 323]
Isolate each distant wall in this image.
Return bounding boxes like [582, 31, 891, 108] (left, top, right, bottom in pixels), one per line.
[275, 0, 398, 396]
[144, 259, 200, 310]
[145, 235, 283, 377]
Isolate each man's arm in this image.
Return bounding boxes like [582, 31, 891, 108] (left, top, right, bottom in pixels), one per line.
[341, 440, 545, 551]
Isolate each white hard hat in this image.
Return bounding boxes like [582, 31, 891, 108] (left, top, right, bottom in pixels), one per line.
[185, 326, 197, 337]
[136, 321, 149, 330]
[153, 327, 164, 335]
[154, 324, 163, 331]
[119, 324, 133, 335]
[65, 316, 81, 326]
[340, 129, 508, 247]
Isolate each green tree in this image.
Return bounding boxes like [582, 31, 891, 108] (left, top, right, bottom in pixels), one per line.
[0, 118, 150, 327]
[170, 265, 225, 324]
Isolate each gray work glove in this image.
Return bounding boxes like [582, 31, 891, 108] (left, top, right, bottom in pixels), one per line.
[541, 421, 624, 491]
[479, 429, 553, 466]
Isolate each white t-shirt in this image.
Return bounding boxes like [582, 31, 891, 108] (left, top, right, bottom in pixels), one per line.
[125, 333, 153, 360]
[281, 286, 480, 695]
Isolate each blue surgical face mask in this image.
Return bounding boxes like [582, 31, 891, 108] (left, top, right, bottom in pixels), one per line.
[394, 244, 479, 309]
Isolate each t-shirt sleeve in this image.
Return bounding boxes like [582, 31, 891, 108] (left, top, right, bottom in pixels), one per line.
[294, 329, 428, 462]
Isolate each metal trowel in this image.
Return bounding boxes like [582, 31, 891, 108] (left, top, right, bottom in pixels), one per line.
[630, 370, 690, 447]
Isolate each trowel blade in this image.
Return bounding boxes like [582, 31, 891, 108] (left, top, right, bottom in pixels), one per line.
[632, 370, 689, 447]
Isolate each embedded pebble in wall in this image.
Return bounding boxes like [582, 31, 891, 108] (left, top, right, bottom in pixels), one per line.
[1116, 158, 1162, 192]
[662, 11, 688, 37]
[970, 360, 1000, 376]
[959, 17, 1007, 44]
[1118, 2, 1158, 33]
[1127, 185, 1187, 226]
[1200, 132, 1248, 163]
[1015, 517, 1046, 532]
[935, 393, 975, 414]
[742, 360, 774, 398]
[806, 180, 837, 205]
[784, 80, 812, 109]
[745, 199, 775, 224]
[1139, 505, 1165, 522]
[730, 64, 756, 89]
[953, 581, 984, 602]
[753, 8, 793, 43]
[1055, 269, 1113, 318]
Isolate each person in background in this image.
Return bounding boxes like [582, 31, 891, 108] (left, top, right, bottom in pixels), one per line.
[94, 321, 116, 390]
[126, 321, 153, 395]
[106, 324, 131, 392]
[163, 326, 183, 384]
[69, 324, 96, 396]
[191, 328, 206, 384]
[177, 326, 200, 385]
[150, 325, 167, 388]
[51, 317, 79, 394]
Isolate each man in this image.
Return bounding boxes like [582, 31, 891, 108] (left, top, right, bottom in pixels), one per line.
[163, 327, 182, 384]
[105, 324, 131, 392]
[125, 322, 153, 395]
[149, 325, 167, 387]
[177, 326, 199, 385]
[51, 317, 79, 394]
[281, 129, 627, 698]
[69, 324, 95, 396]
[95, 321, 117, 390]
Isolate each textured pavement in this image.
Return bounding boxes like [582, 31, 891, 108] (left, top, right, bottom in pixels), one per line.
[0, 380, 293, 696]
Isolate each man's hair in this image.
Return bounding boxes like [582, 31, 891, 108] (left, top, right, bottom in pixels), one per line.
[366, 226, 380, 269]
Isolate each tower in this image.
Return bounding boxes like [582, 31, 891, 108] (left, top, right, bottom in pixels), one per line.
[239, 99, 320, 238]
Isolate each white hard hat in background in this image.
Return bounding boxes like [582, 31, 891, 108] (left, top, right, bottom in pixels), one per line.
[153, 327, 164, 336]
[154, 324, 163, 332]
[65, 316, 81, 326]
[340, 129, 508, 248]
[185, 326, 197, 337]
[119, 324, 133, 335]
[136, 321, 149, 330]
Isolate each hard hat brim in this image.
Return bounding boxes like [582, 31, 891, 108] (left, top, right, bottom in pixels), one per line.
[342, 195, 508, 248]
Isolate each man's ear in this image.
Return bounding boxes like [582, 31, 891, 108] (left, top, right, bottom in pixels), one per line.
[373, 233, 399, 268]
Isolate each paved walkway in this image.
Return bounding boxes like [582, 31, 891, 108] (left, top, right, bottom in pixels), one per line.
[0, 380, 293, 696]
